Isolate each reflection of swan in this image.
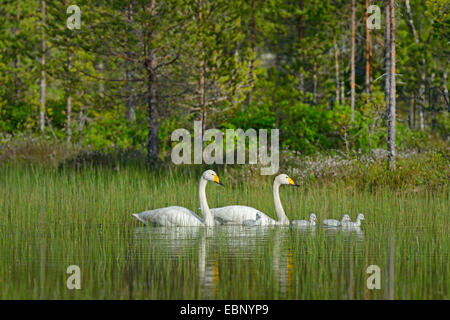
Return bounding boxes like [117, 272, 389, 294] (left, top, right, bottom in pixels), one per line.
[341, 226, 364, 239]
[323, 224, 365, 241]
[134, 226, 201, 258]
[132, 170, 223, 226]
[342, 213, 365, 227]
[134, 226, 218, 298]
[291, 214, 317, 227]
[198, 229, 218, 298]
[211, 174, 298, 225]
[272, 227, 292, 297]
[323, 214, 351, 227]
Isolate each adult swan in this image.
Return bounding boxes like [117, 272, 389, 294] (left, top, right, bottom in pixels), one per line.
[132, 170, 224, 227]
[211, 174, 298, 226]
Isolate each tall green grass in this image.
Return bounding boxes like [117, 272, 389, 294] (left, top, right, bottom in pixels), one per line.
[0, 164, 448, 299]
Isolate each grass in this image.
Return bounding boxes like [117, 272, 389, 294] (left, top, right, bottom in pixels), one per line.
[0, 163, 448, 299]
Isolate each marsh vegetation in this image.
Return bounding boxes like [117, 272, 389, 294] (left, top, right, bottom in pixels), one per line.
[0, 164, 447, 299]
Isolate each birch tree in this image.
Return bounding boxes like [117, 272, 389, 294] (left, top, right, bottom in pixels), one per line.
[39, 0, 46, 132]
[350, 0, 356, 121]
[386, 0, 396, 170]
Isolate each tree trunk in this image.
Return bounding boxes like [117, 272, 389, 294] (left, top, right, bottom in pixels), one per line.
[313, 61, 318, 105]
[125, 3, 136, 123]
[341, 39, 345, 105]
[39, 0, 46, 132]
[350, 0, 356, 121]
[198, 0, 206, 137]
[66, 41, 72, 144]
[387, 0, 396, 170]
[125, 69, 136, 123]
[405, 0, 426, 131]
[384, 1, 391, 119]
[146, 51, 159, 164]
[333, 36, 340, 104]
[78, 104, 87, 145]
[430, 67, 436, 131]
[443, 68, 449, 112]
[64, 0, 72, 143]
[14, 1, 21, 100]
[147, 80, 159, 165]
[199, 60, 206, 137]
[297, 0, 304, 95]
[146, 0, 159, 165]
[247, 0, 256, 106]
[364, 0, 373, 98]
[408, 94, 414, 128]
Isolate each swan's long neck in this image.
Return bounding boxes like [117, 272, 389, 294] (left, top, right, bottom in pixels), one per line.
[199, 178, 214, 226]
[273, 180, 289, 225]
[355, 218, 361, 227]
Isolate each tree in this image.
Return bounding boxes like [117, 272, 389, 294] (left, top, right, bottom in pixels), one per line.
[350, 0, 356, 121]
[386, 0, 396, 170]
[185, 0, 251, 135]
[39, 0, 46, 132]
[384, 0, 391, 120]
[364, 0, 373, 98]
[404, 0, 433, 131]
[72, 0, 187, 163]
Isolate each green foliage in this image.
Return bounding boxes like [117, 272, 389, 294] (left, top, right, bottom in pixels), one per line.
[346, 151, 449, 191]
[0, 0, 448, 164]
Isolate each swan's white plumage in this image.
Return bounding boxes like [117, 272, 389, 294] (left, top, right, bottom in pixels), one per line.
[291, 213, 317, 227]
[342, 213, 365, 227]
[243, 212, 262, 226]
[132, 170, 222, 227]
[212, 206, 278, 225]
[211, 174, 298, 226]
[133, 206, 205, 226]
[323, 214, 351, 227]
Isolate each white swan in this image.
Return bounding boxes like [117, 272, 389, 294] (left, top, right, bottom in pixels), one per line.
[342, 213, 365, 227]
[132, 170, 224, 226]
[243, 213, 262, 226]
[291, 213, 317, 227]
[323, 214, 351, 227]
[211, 174, 298, 226]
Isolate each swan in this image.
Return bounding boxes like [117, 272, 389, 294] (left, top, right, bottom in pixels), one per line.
[132, 170, 224, 227]
[342, 213, 365, 227]
[243, 213, 261, 227]
[291, 213, 317, 227]
[211, 174, 299, 226]
[322, 214, 351, 227]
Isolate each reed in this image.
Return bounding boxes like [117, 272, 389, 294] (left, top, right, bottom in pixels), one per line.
[0, 164, 447, 299]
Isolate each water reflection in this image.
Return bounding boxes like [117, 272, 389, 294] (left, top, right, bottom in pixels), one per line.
[133, 224, 364, 299]
[291, 224, 316, 236]
[272, 227, 291, 297]
[197, 229, 217, 298]
[323, 225, 365, 240]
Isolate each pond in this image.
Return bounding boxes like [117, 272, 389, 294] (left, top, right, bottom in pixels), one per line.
[2, 222, 446, 299]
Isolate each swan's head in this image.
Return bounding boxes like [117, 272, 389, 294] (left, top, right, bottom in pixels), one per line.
[275, 174, 299, 186]
[202, 170, 224, 186]
[342, 214, 351, 222]
[357, 213, 365, 220]
[309, 213, 317, 222]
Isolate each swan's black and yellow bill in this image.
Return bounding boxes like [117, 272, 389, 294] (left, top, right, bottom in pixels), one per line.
[288, 177, 300, 187]
[214, 175, 225, 186]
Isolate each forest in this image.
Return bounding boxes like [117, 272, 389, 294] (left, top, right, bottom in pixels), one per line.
[0, 0, 448, 180]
